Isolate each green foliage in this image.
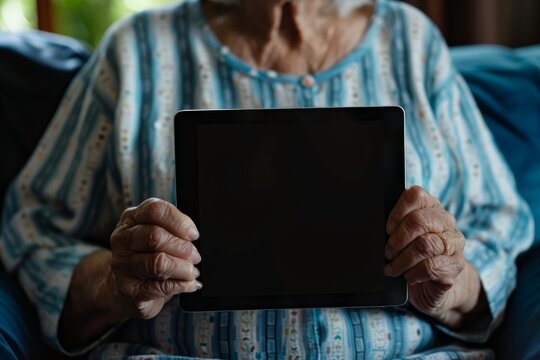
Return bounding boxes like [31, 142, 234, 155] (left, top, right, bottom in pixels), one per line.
[54, 0, 177, 47]
[0, 0, 37, 31]
[0, 0, 177, 48]
[54, 0, 116, 47]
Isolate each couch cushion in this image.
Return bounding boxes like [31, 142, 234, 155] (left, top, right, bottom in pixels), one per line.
[497, 244, 540, 359]
[452, 45, 540, 359]
[451, 45, 540, 244]
[0, 271, 44, 360]
[0, 31, 91, 211]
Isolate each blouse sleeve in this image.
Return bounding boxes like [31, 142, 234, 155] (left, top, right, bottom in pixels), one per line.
[0, 27, 122, 355]
[425, 24, 534, 342]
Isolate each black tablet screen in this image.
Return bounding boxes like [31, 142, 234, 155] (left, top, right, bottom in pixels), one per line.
[196, 117, 385, 298]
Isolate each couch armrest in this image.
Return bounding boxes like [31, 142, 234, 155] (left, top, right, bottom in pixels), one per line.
[0, 31, 91, 211]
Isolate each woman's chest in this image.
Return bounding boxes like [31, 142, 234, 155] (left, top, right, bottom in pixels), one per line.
[112, 64, 453, 209]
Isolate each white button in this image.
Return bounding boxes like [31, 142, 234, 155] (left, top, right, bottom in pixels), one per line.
[220, 46, 230, 55]
[301, 75, 315, 87]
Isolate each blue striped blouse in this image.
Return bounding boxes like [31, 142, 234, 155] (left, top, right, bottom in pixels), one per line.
[0, 0, 533, 359]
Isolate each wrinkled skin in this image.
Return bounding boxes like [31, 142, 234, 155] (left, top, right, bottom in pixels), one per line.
[109, 199, 202, 319]
[384, 186, 484, 327]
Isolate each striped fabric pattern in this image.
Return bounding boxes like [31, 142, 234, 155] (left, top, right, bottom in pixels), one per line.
[0, 0, 533, 359]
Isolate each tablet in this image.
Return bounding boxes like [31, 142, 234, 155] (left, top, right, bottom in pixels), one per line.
[174, 107, 406, 312]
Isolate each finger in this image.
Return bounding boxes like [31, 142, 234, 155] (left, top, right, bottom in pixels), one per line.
[384, 232, 457, 277]
[385, 207, 456, 260]
[116, 206, 137, 229]
[438, 230, 466, 256]
[111, 224, 201, 264]
[115, 274, 202, 302]
[386, 186, 440, 235]
[127, 198, 199, 241]
[113, 252, 200, 281]
[403, 255, 465, 286]
[136, 278, 202, 300]
[453, 230, 466, 253]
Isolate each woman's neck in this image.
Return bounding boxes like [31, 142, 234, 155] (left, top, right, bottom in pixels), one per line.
[239, 0, 327, 42]
[203, 0, 374, 75]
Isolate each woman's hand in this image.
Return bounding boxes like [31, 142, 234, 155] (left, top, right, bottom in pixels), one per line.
[59, 198, 201, 349]
[384, 186, 487, 328]
[110, 198, 202, 319]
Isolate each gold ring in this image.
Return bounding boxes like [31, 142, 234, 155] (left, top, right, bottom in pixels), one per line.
[439, 232, 451, 256]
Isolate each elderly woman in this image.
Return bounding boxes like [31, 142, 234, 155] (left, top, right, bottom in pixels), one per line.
[0, 0, 533, 358]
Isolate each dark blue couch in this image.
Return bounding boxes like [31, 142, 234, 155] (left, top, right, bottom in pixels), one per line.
[0, 31, 539, 359]
[452, 45, 540, 360]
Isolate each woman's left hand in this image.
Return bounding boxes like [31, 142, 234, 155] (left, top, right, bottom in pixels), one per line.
[384, 185, 484, 327]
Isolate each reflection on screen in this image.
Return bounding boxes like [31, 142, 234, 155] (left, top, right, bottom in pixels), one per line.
[196, 117, 385, 297]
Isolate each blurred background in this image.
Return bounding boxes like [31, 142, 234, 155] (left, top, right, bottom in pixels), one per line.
[0, 0, 539, 48]
[0, 0, 174, 47]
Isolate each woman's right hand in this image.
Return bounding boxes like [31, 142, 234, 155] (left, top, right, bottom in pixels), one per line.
[110, 198, 202, 320]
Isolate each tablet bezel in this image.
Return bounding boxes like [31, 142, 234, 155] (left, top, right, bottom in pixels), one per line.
[174, 107, 406, 312]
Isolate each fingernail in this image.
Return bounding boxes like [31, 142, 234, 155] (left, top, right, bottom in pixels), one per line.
[187, 227, 199, 241]
[193, 246, 202, 265]
[383, 264, 393, 277]
[194, 267, 200, 278]
[386, 220, 397, 235]
[195, 281, 203, 290]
